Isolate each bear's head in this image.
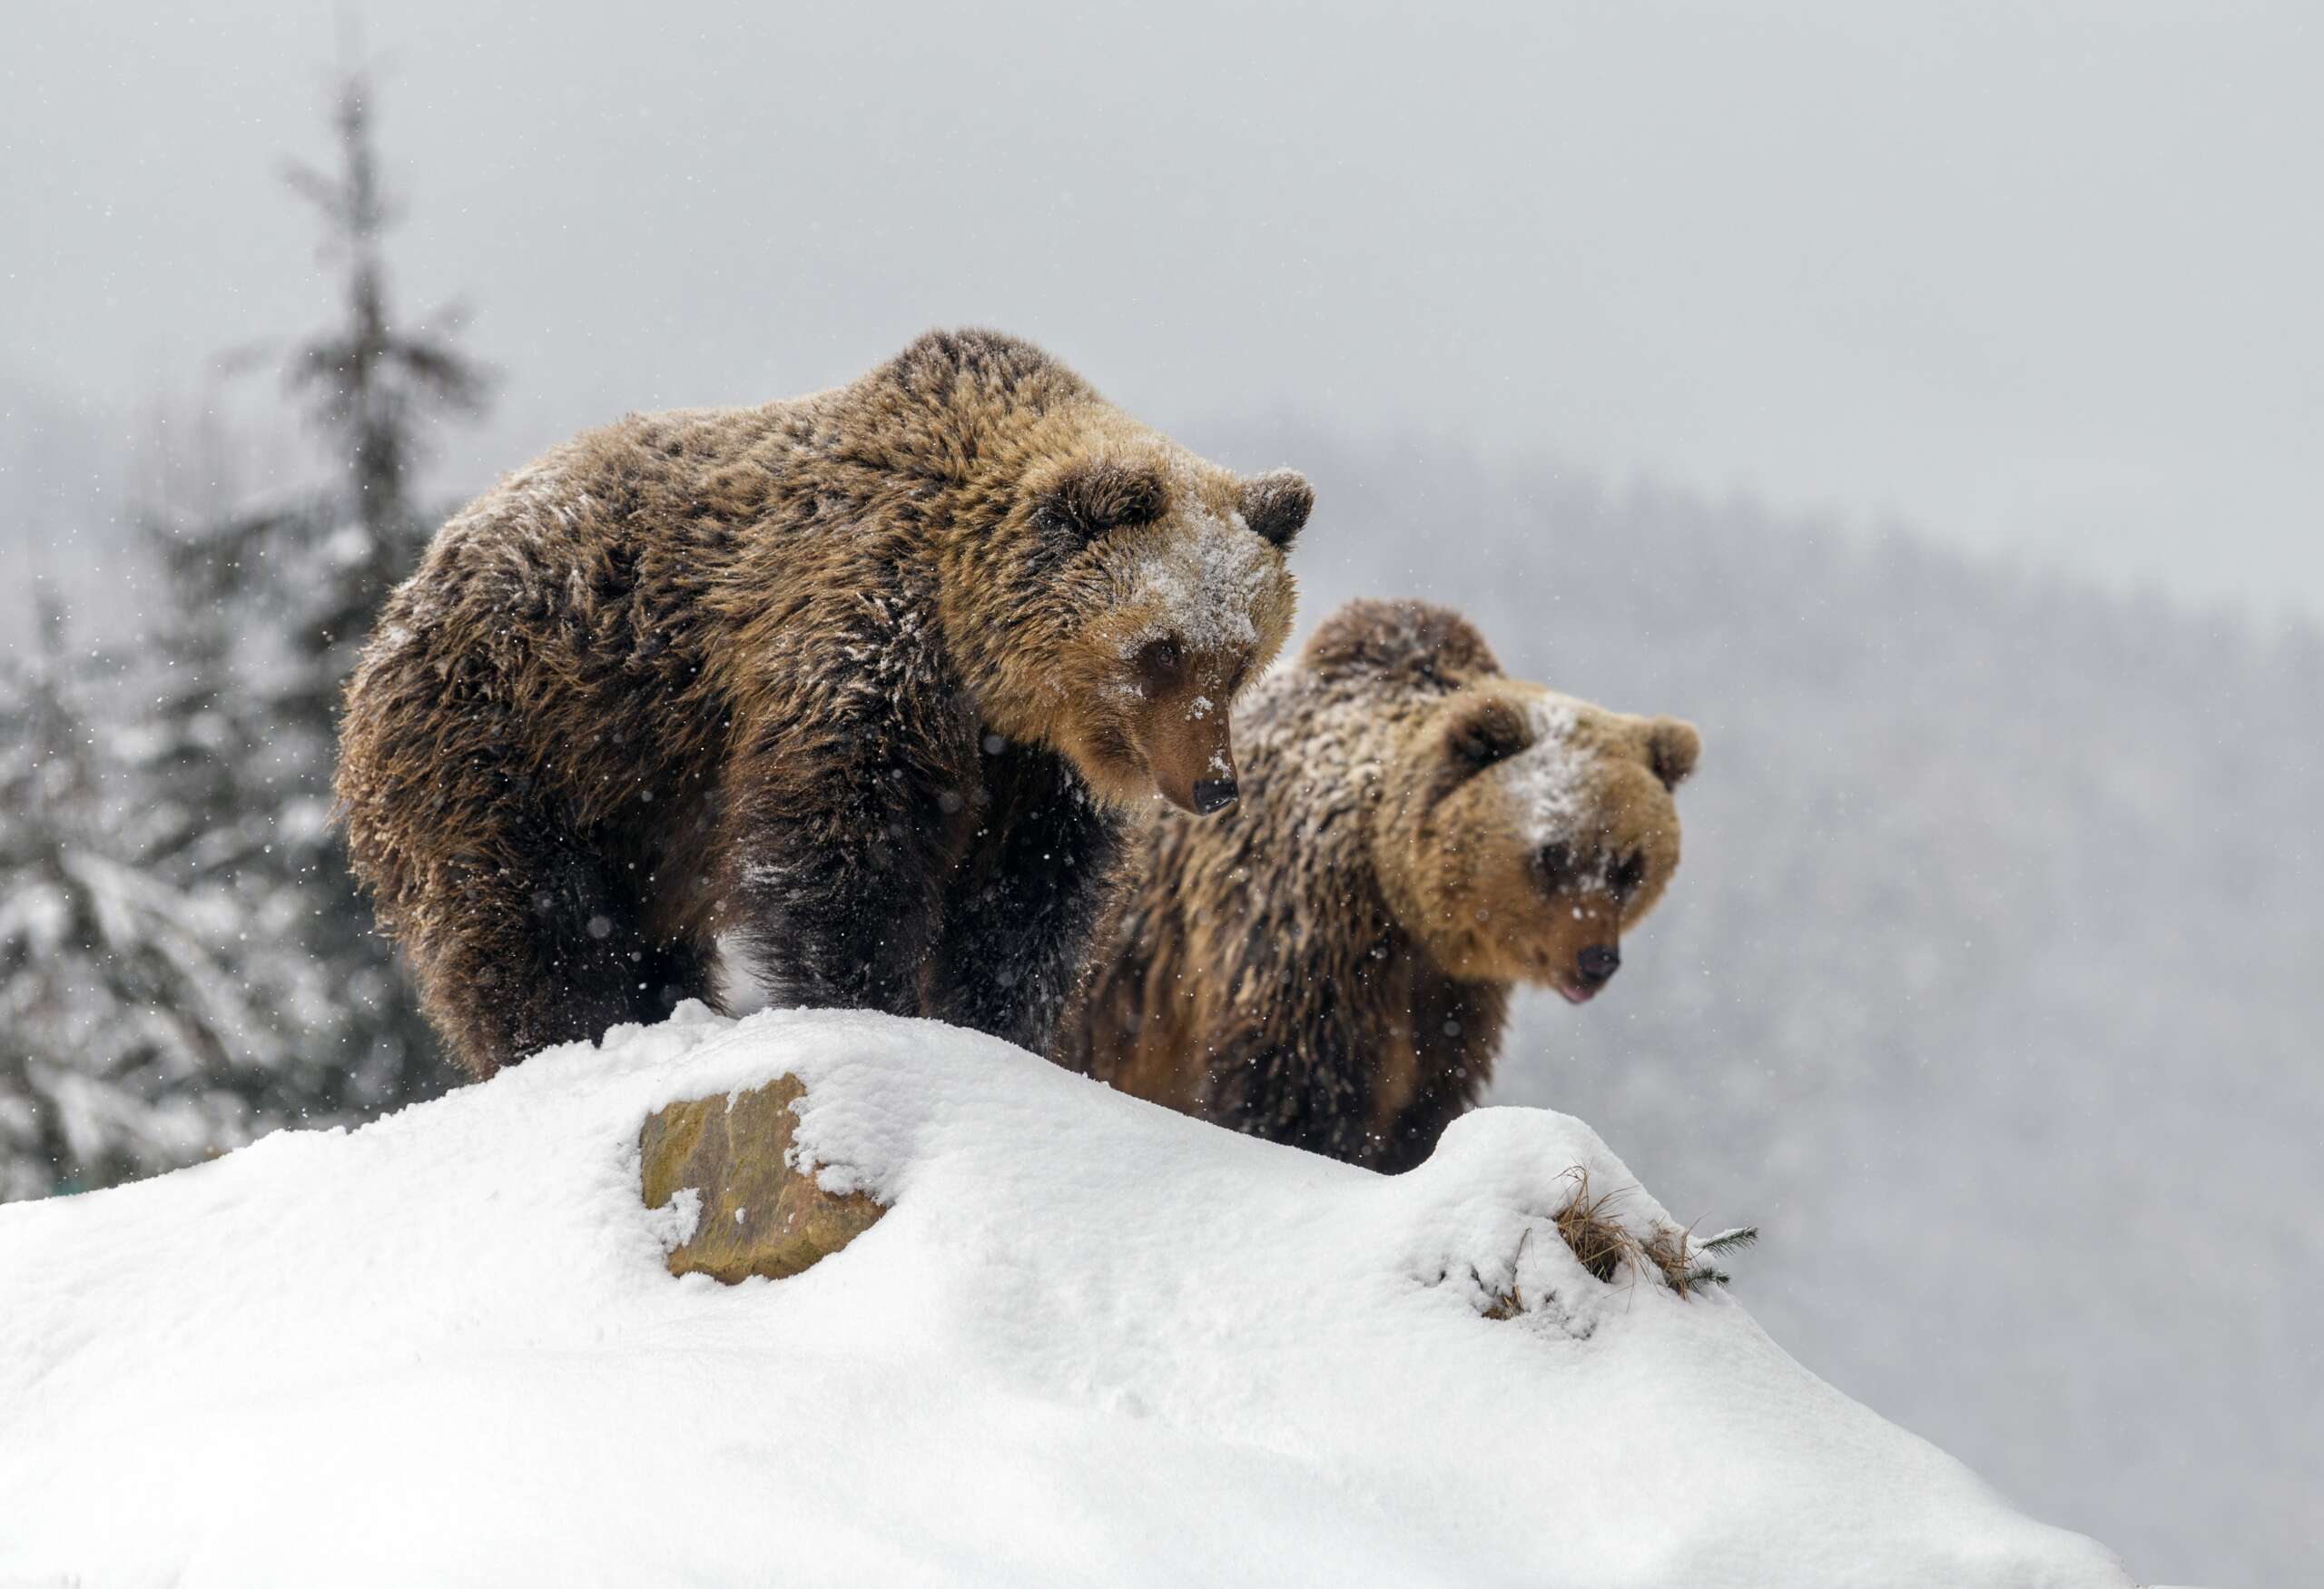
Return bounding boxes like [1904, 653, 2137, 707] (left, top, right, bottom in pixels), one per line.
[960, 440, 1310, 815]
[1310, 601, 1699, 1004]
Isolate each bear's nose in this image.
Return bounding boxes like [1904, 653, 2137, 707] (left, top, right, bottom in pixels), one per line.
[1190, 778, 1240, 815]
[1576, 944, 1620, 986]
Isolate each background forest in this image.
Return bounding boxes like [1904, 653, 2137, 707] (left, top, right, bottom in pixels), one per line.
[5, 23, 2319, 1588]
[4, 78, 480, 1191]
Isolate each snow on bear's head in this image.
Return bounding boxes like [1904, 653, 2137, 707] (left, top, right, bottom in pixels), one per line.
[962, 433, 1309, 817]
[1307, 600, 1699, 1005]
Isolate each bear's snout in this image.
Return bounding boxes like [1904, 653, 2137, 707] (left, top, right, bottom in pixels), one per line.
[1191, 778, 1239, 815]
[1561, 943, 1620, 1003]
[1141, 697, 1239, 817]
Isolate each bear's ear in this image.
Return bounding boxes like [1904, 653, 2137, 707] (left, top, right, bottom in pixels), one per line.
[1238, 469, 1314, 548]
[1646, 717, 1701, 790]
[1038, 457, 1168, 540]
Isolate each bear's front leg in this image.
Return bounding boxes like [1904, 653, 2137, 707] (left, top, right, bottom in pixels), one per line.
[925, 739, 1125, 1054]
[720, 718, 967, 1018]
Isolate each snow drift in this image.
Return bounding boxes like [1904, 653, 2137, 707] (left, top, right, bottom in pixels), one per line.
[0, 1006, 2133, 1587]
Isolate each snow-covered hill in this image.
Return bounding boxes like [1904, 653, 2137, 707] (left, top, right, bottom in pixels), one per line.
[1181, 424, 2315, 1585]
[0, 1007, 2135, 1587]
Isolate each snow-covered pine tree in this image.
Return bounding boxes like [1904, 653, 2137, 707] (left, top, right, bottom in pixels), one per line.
[233, 64, 493, 1114]
[127, 493, 344, 1098]
[279, 64, 491, 725]
[0, 606, 291, 1199]
[3, 63, 497, 1189]
[128, 500, 287, 888]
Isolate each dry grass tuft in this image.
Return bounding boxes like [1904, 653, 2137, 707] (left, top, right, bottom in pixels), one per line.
[1532, 1168, 1760, 1304]
[1553, 1168, 1639, 1284]
[1476, 1170, 1758, 1318]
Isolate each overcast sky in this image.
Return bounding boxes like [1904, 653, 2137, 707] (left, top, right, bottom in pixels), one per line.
[4, 0, 2319, 627]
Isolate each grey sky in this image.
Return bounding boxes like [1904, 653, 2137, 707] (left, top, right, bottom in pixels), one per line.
[4, 0, 2319, 621]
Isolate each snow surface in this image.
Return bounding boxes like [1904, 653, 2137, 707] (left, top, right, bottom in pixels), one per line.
[0, 1007, 2134, 1588]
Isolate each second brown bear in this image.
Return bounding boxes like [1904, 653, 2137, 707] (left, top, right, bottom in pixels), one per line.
[1055, 600, 1699, 1172]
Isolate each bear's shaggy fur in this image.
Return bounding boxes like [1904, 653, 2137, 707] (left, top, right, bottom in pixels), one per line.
[337, 330, 1312, 1079]
[1054, 600, 1699, 1172]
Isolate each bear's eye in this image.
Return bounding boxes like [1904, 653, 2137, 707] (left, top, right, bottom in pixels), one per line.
[1609, 853, 1647, 900]
[1137, 637, 1185, 687]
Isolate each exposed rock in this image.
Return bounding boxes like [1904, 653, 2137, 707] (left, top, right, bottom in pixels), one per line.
[639, 1075, 885, 1283]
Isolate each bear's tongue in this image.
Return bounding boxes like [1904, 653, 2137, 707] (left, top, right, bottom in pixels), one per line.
[1557, 982, 1597, 1006]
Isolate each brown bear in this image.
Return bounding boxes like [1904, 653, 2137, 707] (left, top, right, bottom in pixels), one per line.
[1054, 599, 1699, 1172]
[336, 330, 1313, 1080]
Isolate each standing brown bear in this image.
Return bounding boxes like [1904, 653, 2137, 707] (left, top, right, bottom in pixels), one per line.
[1055, 599, 1699, 1172]
[337, 330, 1312, 1079]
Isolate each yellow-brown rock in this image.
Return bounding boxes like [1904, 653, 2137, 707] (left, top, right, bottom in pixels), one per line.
[638, 1076, 886, 1283]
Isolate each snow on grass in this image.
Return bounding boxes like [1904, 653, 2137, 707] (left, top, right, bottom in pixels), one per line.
[0, 1006, 2133, 1588]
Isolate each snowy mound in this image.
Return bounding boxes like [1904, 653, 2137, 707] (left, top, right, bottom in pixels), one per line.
[0, 1008, 2132, 1588]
